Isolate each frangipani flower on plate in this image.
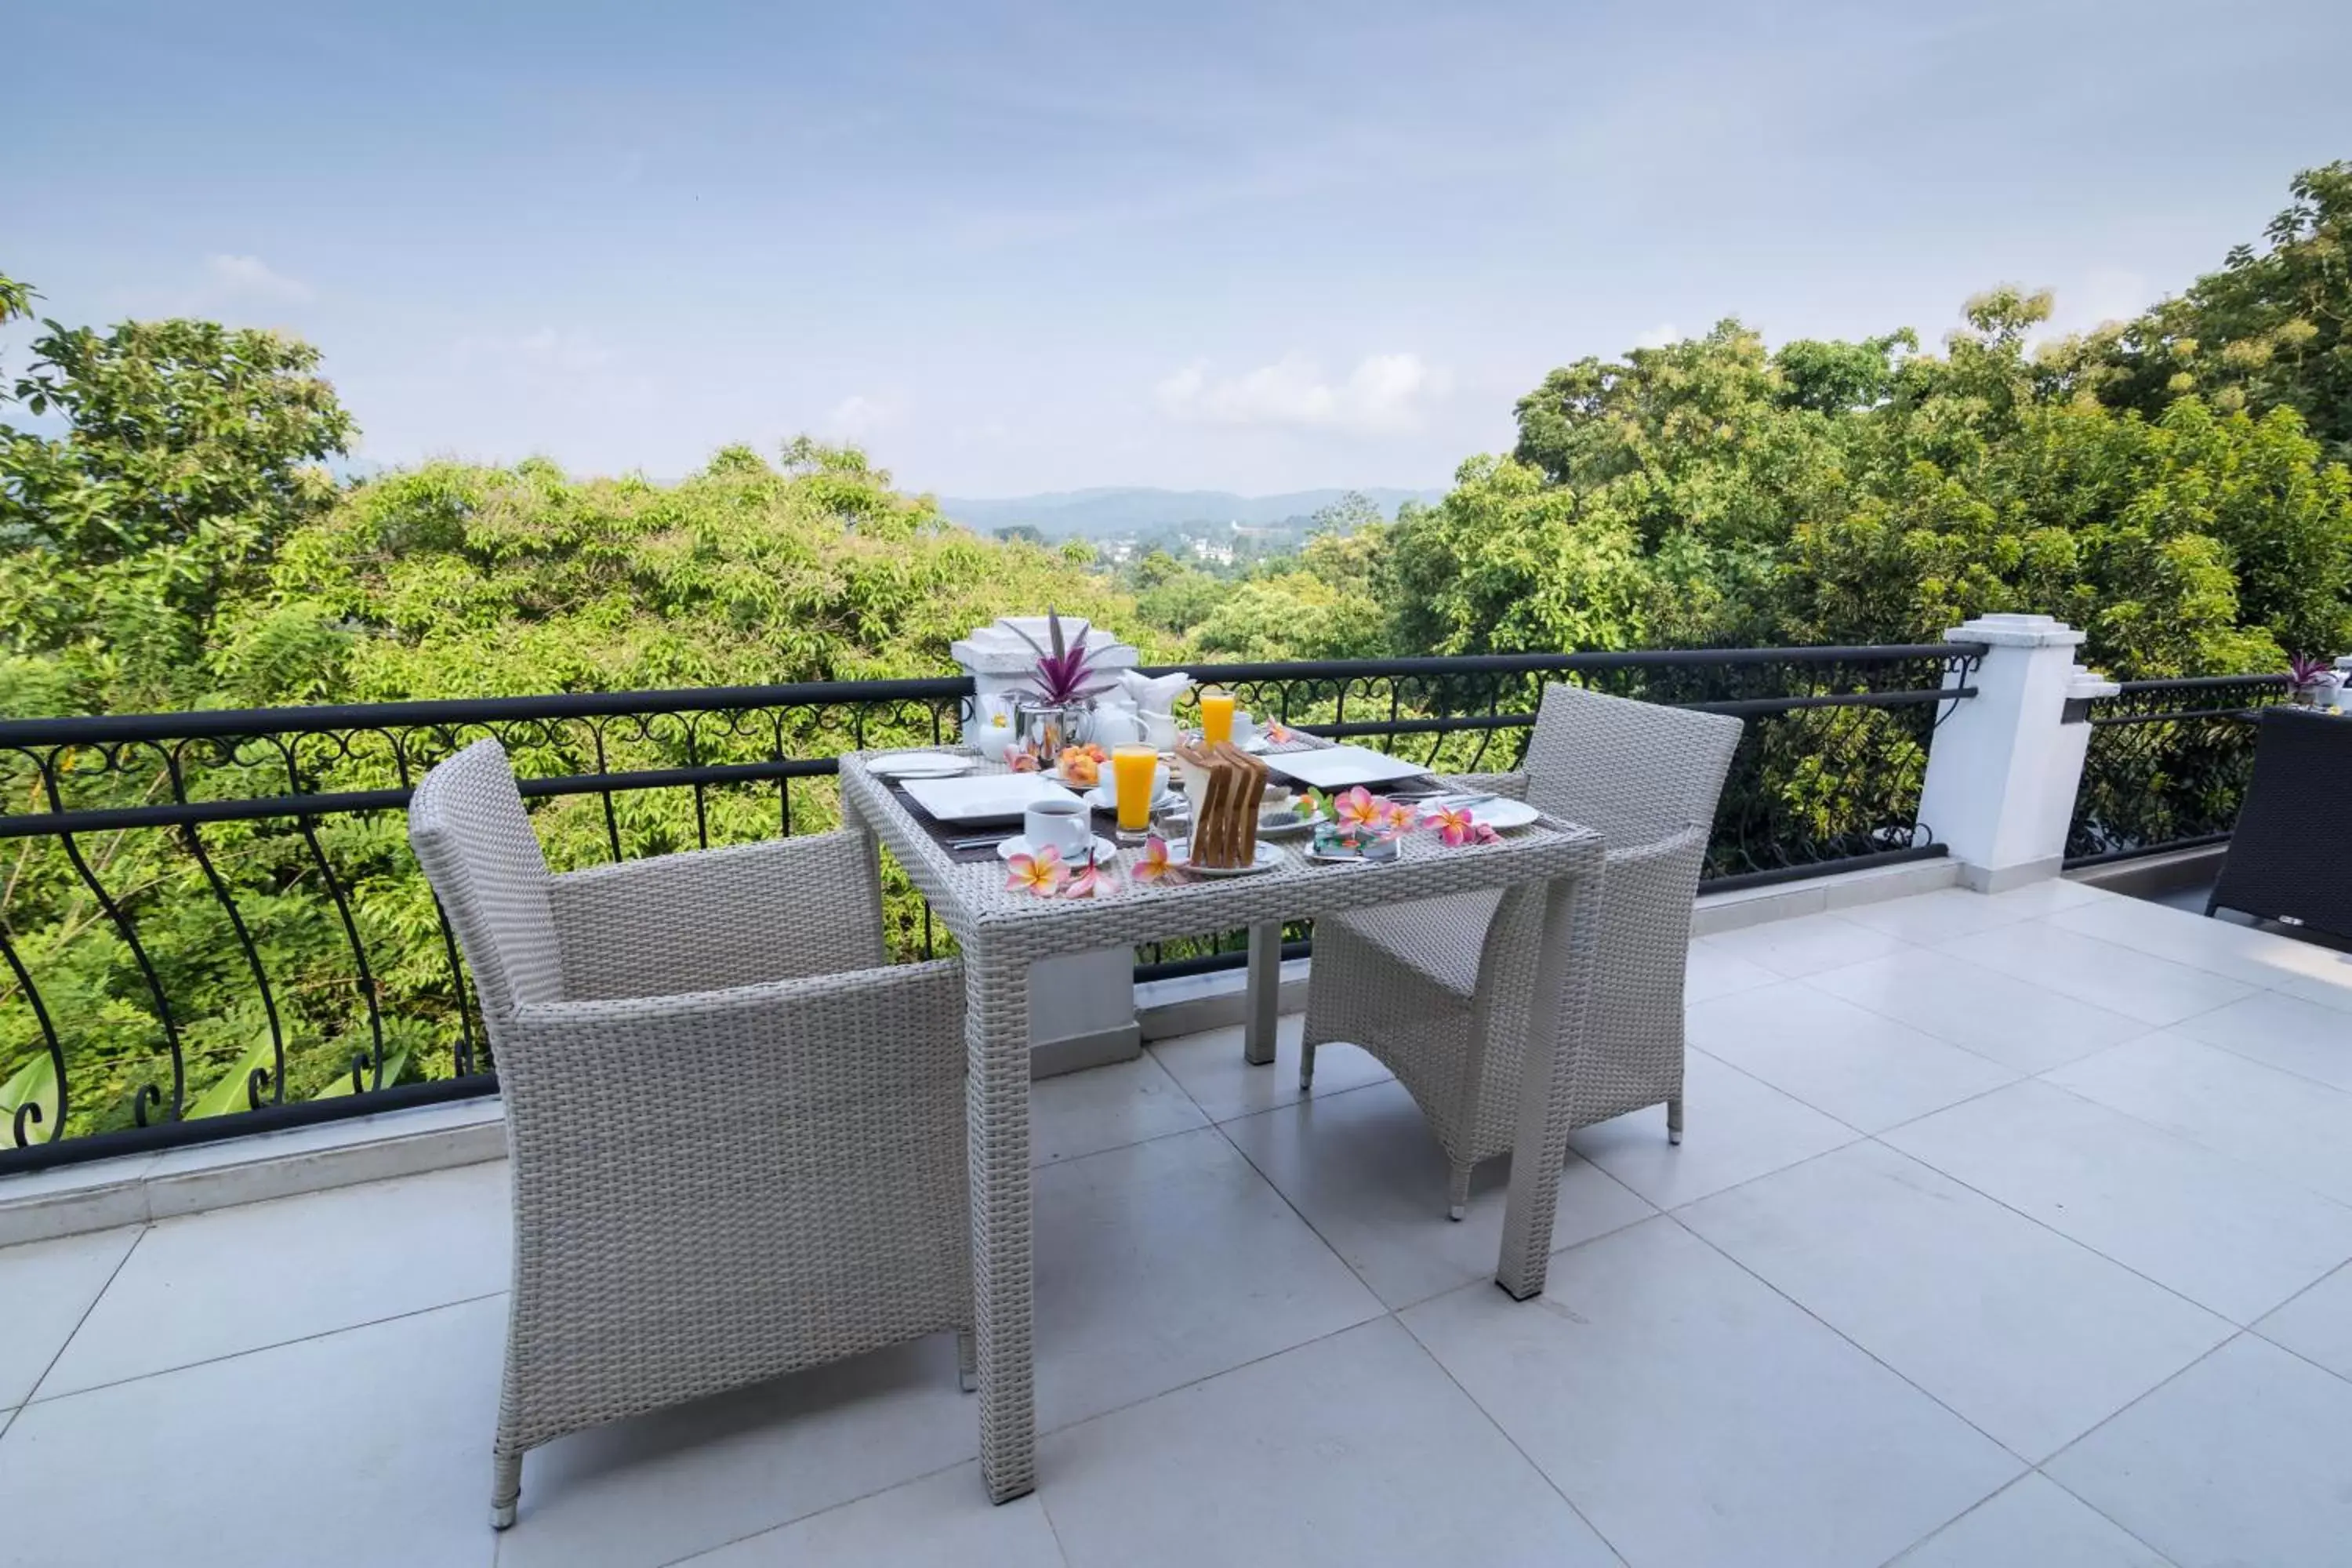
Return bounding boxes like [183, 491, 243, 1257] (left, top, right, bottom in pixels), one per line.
[1005, 746, 1041, 773]
[1381, 799, 1418, 835]
[1265, 722, 1295, 743]
[1131, 834, 1177, 883]
[1005, 844, 1067, 895]
[1427, 804, 1501, 848]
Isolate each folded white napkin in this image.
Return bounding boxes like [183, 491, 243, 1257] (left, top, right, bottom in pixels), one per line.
[1120, 670, 1192, 711]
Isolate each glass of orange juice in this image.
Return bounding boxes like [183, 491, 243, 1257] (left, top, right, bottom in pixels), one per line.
[1199, 687, 1236, 747]
[1110, 746, 1160, 843]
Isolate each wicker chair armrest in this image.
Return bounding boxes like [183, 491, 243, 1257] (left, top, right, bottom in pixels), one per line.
[1474, 818, 1711, 1001]
[547, 831, 884, 1000]
[1443, 771, 1530, 801]
[508, 957, 964, 1077]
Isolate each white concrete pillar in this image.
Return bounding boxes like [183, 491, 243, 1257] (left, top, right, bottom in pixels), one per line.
[1915, 615, 2115, 892]
[949, 617, 1143, 1077]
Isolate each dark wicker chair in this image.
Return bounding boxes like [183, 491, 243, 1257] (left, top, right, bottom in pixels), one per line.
[2205, 709, 2352, 941]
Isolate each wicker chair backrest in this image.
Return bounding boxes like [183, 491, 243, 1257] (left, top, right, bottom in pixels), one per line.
[408, 738, 565, 1029]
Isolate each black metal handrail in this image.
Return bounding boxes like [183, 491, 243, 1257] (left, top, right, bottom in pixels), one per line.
[1, 643, 1984, 1172]
[2065, 673, 2296, 866]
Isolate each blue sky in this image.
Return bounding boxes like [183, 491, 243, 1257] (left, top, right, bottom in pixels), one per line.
[13, 0, 2351, 495]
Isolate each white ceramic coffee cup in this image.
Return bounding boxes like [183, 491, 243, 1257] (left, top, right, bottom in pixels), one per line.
[1102, 760, 1169, 809]
[1023, 797, 1092, 861]
[1230, 710, 1260, 746]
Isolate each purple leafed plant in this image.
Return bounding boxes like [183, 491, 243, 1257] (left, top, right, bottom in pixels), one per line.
[1007, 608, 1115, 706]
[2288, 653, 2334, 686]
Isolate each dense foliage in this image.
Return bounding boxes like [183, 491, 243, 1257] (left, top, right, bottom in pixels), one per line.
[5, 161, 2352, 1143]
[1128, 166, 2352, 682]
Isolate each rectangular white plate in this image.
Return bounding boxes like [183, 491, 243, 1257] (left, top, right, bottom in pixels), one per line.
[1269, 745, 1431, 789]
[899, 773, 1079, 824]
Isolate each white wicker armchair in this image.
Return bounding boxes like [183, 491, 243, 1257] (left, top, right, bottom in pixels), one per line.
[408, 740, 971, 1530]
[1301, 684, 1743, 1217]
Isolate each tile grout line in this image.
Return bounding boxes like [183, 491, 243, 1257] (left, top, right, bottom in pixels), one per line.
[20, 1287, 510, 1410]
[2017, 1045, 2352, 1217]
[1657, 1207, 2038, 1470]
[10, 1222, 154, 1423]
[1390, 1308, 1636, 1567]
[2027, 1330, 2259, 1557]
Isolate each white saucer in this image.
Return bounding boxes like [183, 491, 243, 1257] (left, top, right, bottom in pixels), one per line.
[1255, 806, 1325, 838]
[1165, 839, 1283, 876]
[996, 833, 1120, 865]
[868, 751, 975, 779]
[1418, 796, 1539, 830]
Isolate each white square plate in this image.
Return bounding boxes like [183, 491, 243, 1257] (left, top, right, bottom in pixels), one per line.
[900, 773, 1079, 824]
[1269, 745, 1431, 790]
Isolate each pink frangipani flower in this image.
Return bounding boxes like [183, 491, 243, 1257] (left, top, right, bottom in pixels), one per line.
[1131, 834, 1176, 883]
[1005, 845, 1067, 895]
[1425, 804, 1500, 848]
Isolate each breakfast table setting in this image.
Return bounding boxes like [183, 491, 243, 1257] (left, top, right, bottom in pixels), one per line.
[836, 620, 1610, 1504]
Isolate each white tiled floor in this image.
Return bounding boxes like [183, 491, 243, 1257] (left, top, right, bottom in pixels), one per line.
[2, 881, 2349, 1566]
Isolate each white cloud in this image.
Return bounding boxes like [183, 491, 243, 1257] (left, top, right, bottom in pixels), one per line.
[1635, 322, 1682, 349]
[451, 328, 614, 376]
[820, 394, 897, 441]
[205, 253, 314, 303]
[1153, 352, 1450, 435]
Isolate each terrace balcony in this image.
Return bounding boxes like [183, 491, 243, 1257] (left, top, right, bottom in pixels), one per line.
[3, 879, 2350, 1566]
[2, 624, 2345, 1565]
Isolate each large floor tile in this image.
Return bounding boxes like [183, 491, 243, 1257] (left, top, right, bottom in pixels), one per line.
[2256, 1263, 2352, 1381]
[1221, 1078, 1654, 1308]
[2277, 958, 2352, 1015]
[0, 1294, 502, 1568]
[501, 1333, 985, 1567]
[1039, 1318, 1618, 1568]
[1147, 1017, 1389, 1123]
[1886, 1080, 2352, 1323]
[1680, 1142, 2231, 1460]
[2048, 1033, 2352, 1207]
[682, 1462, 1065, 1567]
[1936, 922, 2255, 1027]
[1806, 946, 2147, 1073]
[1696, 911, 1910, 978]
[2050, 895, 2352, 992]
[1403, 1218, 2020, 1568]
[2047, 1334, 2352, 1567]
[1889, 1474, 2170, 1566]
[1684, 941, 1779, 1003]
[2167, 989, 2352, 1093]
[34, 1160, 510, 1399]
[1030, 1052, 1208, 1167]
[1030, 1126, 1380, 1432]
[0, 1225, 138, 1409]
[1687, 982, 2019, 1132]
[1836, 884, 2075, 946]
[1566, 1049, 1859, 1209]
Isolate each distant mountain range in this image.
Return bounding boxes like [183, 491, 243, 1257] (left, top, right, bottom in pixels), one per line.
[935, 486, 1443, 538]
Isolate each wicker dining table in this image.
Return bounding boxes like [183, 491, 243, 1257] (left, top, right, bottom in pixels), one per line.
[839, 745, 1607, 1503]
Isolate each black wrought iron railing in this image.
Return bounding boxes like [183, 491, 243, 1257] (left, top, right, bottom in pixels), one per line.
[2064, 673, 2297, 866]
[0, 642, 1981, 1171]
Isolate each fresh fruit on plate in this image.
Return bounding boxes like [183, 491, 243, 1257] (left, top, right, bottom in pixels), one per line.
[1056, 746, 1104, 786]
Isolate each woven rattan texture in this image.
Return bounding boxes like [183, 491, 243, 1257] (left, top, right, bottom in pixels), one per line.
[1305, 684, 1743, 1196]
[841, 739, 1602, 1500]
[411, 740, 968, 1526]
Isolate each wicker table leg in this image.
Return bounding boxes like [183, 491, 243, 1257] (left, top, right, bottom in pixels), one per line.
[1496, 866, 1606, 1301]
[1242, 921, 1283, 1065]
[965, 948, 1038, 1502]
